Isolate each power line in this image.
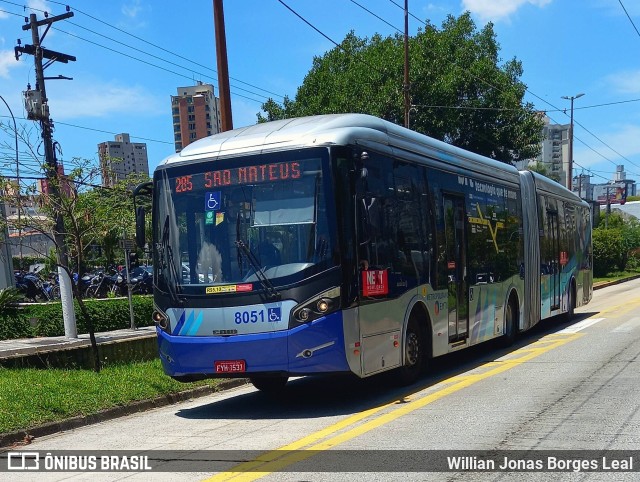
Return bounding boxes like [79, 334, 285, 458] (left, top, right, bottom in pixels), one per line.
[42, 0, 285, 99]
[348, 0, 402, 33]
[387, 0, 425, 26]
[573, 118, 640, 171]
[277, 0, 341, 49]
[2, 114, 172, 145]
[2, 0, 285, 102]
[52, 27, 268, 103]
[618, 0, 640, 39]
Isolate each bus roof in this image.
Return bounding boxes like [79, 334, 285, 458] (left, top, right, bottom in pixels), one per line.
[160, 114, 541, 185]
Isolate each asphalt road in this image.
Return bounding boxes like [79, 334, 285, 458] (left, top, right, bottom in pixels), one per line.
[3, 279, 640, 481]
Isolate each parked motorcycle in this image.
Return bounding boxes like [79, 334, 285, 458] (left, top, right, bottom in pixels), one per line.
[127, 266, 153, 294]
[84, 270, 124, 298]
[15, 271, 52, 302]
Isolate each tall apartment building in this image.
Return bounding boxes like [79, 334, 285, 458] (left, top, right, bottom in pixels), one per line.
[98, 133, 149, 187]
[536, 118, 570, 188]
[171, 82, 221, 152]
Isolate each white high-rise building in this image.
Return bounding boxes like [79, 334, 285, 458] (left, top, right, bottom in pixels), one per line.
[537, 117, 570, 188]
[98, 133, 149, 187]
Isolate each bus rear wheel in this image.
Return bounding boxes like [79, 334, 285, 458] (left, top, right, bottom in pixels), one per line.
[250, 376, 288, 394]
[397, 316, 424, 385]
[565, 283, 576, 321]
[501, 295, 518, 347]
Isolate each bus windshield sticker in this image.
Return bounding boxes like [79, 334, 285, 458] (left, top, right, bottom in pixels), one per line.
[206, 283, 253, 294]
[362, 269, 388, 296]
[205, 191, 221, 211]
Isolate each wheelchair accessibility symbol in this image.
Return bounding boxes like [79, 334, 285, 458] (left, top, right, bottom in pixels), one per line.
[268, 307, 281, 322]
[205, 191, 221, 211]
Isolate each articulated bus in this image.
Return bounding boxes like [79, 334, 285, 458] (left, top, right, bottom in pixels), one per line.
[133, 113, 592, 392]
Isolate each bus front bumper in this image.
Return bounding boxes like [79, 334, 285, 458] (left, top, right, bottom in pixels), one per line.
[156, 311, 350, 378]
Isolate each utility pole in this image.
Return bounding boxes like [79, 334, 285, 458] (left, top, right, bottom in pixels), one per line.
[16, 11, 78, 337]
[561, 92, 584, 192]
[213, 0, 233, 131]
[403, 0, 410, 128]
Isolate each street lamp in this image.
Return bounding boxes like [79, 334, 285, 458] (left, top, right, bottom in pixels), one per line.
[561, 92, 584, 191]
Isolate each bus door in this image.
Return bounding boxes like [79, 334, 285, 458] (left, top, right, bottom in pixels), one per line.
[547, 208, 561, 310]
[444, 195, 468, 343]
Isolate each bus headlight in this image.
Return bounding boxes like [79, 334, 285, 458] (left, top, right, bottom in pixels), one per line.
[292, 287, 340, 324]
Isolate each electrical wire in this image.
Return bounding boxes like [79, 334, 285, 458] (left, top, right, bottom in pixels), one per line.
[52, 27, 267, 104]
[618, 0, 640, 39]
[3, 0, 286, 100]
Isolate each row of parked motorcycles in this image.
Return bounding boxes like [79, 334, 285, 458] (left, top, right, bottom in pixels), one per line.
[15, 266, 152, 302]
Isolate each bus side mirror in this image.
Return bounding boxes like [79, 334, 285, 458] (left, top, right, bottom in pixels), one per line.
[135, 206, 146, 249]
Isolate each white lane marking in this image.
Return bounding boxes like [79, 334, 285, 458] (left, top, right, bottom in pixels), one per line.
[558, 317, 605, 334]
[612, 317, 640, 333]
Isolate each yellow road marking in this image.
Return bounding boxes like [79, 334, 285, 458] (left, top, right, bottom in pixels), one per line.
[204, 332, 582, 481]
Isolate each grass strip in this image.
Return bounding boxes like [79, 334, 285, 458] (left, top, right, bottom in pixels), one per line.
[0, 359, 220, 435]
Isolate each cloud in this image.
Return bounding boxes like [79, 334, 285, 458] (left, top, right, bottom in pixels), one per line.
[119, 1, 150, 30]
[122, 0, 148, 19]
[27, 0, 49, 15]
[47, 82, 163, 120]
[606, 70, 640, 95]
[0, 50, 21, 78]
[461, 0, 552, 22]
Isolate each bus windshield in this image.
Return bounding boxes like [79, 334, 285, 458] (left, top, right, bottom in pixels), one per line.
[153, 148, 337, 293]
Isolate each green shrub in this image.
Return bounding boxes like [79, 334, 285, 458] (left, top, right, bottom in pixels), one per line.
[593, 228, 626, 277]
[0, 296, 154, 341]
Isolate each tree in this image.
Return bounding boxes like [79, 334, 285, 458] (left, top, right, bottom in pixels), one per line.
[258, 12, 543, 165]
[527, 161, 561, 183]
[0, 121, 150, 371]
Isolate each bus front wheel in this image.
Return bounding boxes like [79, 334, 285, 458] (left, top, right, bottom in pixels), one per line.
[397, 316, 425, 385]
[250, 376, 288, 394]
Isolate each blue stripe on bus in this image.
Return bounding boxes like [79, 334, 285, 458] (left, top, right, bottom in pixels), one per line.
[185, 311, 204, 336]
[172, 310, 187, 335]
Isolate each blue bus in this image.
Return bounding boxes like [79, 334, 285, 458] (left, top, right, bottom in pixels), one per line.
[134, 114, 592, 392]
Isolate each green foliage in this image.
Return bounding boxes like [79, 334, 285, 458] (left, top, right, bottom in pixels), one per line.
[0, 287, 22, 310]
[593, 212, 640, 276]
[259, 12, 543, 164]
[0, 296, 154, 341]
[592, 228, 626, 277]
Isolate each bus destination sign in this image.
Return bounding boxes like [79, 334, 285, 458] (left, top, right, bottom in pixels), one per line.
[175, 161, 301, 193]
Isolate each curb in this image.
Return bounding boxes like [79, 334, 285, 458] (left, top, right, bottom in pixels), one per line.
[0, 378, 249, 450]
[593, 274, 640, 290]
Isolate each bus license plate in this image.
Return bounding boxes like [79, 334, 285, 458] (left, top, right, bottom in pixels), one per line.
[215, 360, 246, 373]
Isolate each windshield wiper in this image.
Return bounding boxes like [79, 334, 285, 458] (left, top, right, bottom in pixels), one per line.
[235, 214, 280, 299]
[159, 215, 183, 305]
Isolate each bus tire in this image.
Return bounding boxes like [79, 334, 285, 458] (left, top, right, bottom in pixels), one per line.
[501, 295, 518, 347]
[565, 282, 576, 321]
[250, 376, 288, 394]
[397, 316, 425, 385]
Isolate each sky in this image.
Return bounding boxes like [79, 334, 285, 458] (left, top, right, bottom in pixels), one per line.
[1, 0, 640, 189]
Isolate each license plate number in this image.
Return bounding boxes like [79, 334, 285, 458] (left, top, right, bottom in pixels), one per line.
[215, 360, 246, 373]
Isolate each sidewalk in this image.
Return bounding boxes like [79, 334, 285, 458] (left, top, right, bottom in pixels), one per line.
[0, 326, 156, 363]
